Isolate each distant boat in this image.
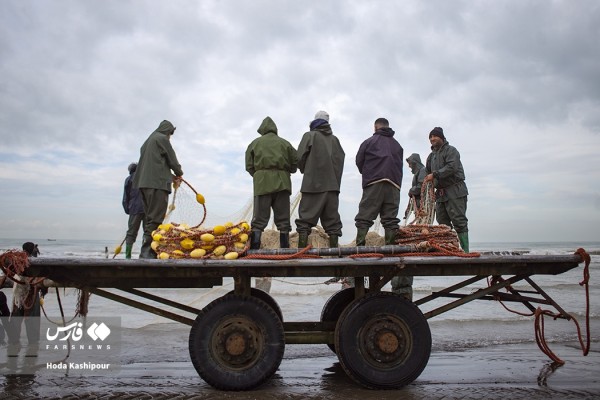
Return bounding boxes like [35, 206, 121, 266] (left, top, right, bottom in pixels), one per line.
[47, 239, 57, 241]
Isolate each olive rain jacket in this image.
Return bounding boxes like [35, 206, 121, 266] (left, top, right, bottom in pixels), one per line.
[133, 120, 183, 193]
[297, 121, 345, 193]
[406, 153, 427, 198]
[355, 127, 403, 189]
[245, 116, 298, 196]
[426, 140, 468, 201]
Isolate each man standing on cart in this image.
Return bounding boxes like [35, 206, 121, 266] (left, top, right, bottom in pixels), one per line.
[424, 127, 469, 252]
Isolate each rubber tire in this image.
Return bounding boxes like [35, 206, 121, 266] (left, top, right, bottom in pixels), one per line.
[320, 287, 362, 354]
[188, 294, 285, 390]
[227, 287, 283, 322]
[334, 291, 431, 389]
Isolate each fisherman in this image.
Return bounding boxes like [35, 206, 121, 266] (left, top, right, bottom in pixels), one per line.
[122, 162, 145, 259]
[8, 242, 44, 349]
[424, 127, 469, 252]
[295, 111, 345, 248]
[0, 279, 10, 345]
[245, 116, 298, 250]
[354, 117, 404, 246]
[134, 120, 184, 259]
[405, 153, 427, 211]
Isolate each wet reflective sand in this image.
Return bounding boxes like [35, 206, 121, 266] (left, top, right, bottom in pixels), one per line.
[2, 324, 598, 399]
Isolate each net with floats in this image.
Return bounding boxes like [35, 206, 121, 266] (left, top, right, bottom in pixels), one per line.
[151, 177, 250, 260]
[115, 177, 251, 260]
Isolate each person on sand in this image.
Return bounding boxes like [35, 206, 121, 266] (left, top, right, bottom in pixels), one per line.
[7, 242, 45, 349]
[245, 116, 298, 250]
[0, 279, 10, 345]
[392, 153, 426, 301]
[424, 127, 469, 252]
[133, 120, 184, 259]
[122, 162, 146, 259]
[295, 110, 345, 248]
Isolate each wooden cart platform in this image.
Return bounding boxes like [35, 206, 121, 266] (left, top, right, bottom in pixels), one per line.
[21, 250, 585, 391]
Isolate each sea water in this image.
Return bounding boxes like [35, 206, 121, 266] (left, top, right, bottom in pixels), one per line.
[1, 238, 598, 352]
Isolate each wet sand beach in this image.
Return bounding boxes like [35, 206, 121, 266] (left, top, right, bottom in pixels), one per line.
[2, 323, 599, 400]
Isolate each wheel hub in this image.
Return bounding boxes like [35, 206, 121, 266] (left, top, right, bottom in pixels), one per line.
[361, 316, 411, 366]
[212, 316, 262, 369]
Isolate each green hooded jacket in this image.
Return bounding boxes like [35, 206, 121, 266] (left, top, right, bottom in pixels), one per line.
[425, 140, 468, 201]
[297, 122, 345, 193]
[245, 116, 298, 196]
[406, 153, 427, 198]
[133, 120, 183, 193]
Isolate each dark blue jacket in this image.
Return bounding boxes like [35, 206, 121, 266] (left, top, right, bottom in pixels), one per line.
[356, 127, 404, 189]
[123, 173, 144, 215]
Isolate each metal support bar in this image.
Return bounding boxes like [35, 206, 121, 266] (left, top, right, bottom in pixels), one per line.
[354, 276, 365, 297]
[234, 273, 251, 296]
[423, 274, 529, 319]
[415, 275, 486, 306]
[285, 331, 334, 344]
[87, 288, 194, 326]
[119, 288, 201, 315]
[525, 276, 572, 320]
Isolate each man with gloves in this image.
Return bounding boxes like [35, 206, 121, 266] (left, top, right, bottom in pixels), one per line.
[133, 120, 184, 259]
[406, 153, 427, 211]
[424, 127, 470, 252]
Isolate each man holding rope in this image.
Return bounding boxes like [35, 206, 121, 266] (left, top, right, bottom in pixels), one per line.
[424, 127, 470, 252]
[134, 120, 184, 259]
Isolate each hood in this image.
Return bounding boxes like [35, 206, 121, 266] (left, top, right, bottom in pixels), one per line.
[257, 116, 278, 136]
[406, 153, 422, 165]
[406, 153, 424, 173]
[155, 120, 176, 136]
[309, 119, 331, 133]
[375, 127, 395, 137]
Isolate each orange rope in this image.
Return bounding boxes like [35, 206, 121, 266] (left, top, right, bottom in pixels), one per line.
[493, 248, 592, 364]
[0, 250, 29, 282]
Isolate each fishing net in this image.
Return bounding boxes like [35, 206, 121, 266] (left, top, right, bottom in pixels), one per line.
[151, 178, 250, 260]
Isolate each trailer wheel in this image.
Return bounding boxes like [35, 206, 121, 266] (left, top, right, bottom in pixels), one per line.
[188, 294, 285, 390]
[334, 291, 431, 389]
[227, 287, 283, 322]
[320, 287, 364, 353]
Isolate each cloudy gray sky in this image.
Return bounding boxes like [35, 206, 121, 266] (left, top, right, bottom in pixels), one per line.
[1, 0, 599, 244]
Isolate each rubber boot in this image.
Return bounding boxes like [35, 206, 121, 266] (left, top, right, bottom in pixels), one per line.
[250, 231, 262, 250]
[139, 234, 155, 259]
[279, 232, 289, 248]
[384, 229, 399, 245]
[329, 235, 339, 248]
[355, 228, 368, 247]
[125, 244, 133, 259]
[297, 232, 308, 248]
[457, 231, 469, 253]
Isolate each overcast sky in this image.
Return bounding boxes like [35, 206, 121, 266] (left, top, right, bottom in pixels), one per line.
[1, 0, 599, 245]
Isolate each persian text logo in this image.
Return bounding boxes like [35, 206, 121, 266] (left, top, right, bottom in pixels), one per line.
[46, 322, 111, 342]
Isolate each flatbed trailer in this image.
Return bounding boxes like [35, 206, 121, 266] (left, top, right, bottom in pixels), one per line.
[22, 249, 586, 391]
